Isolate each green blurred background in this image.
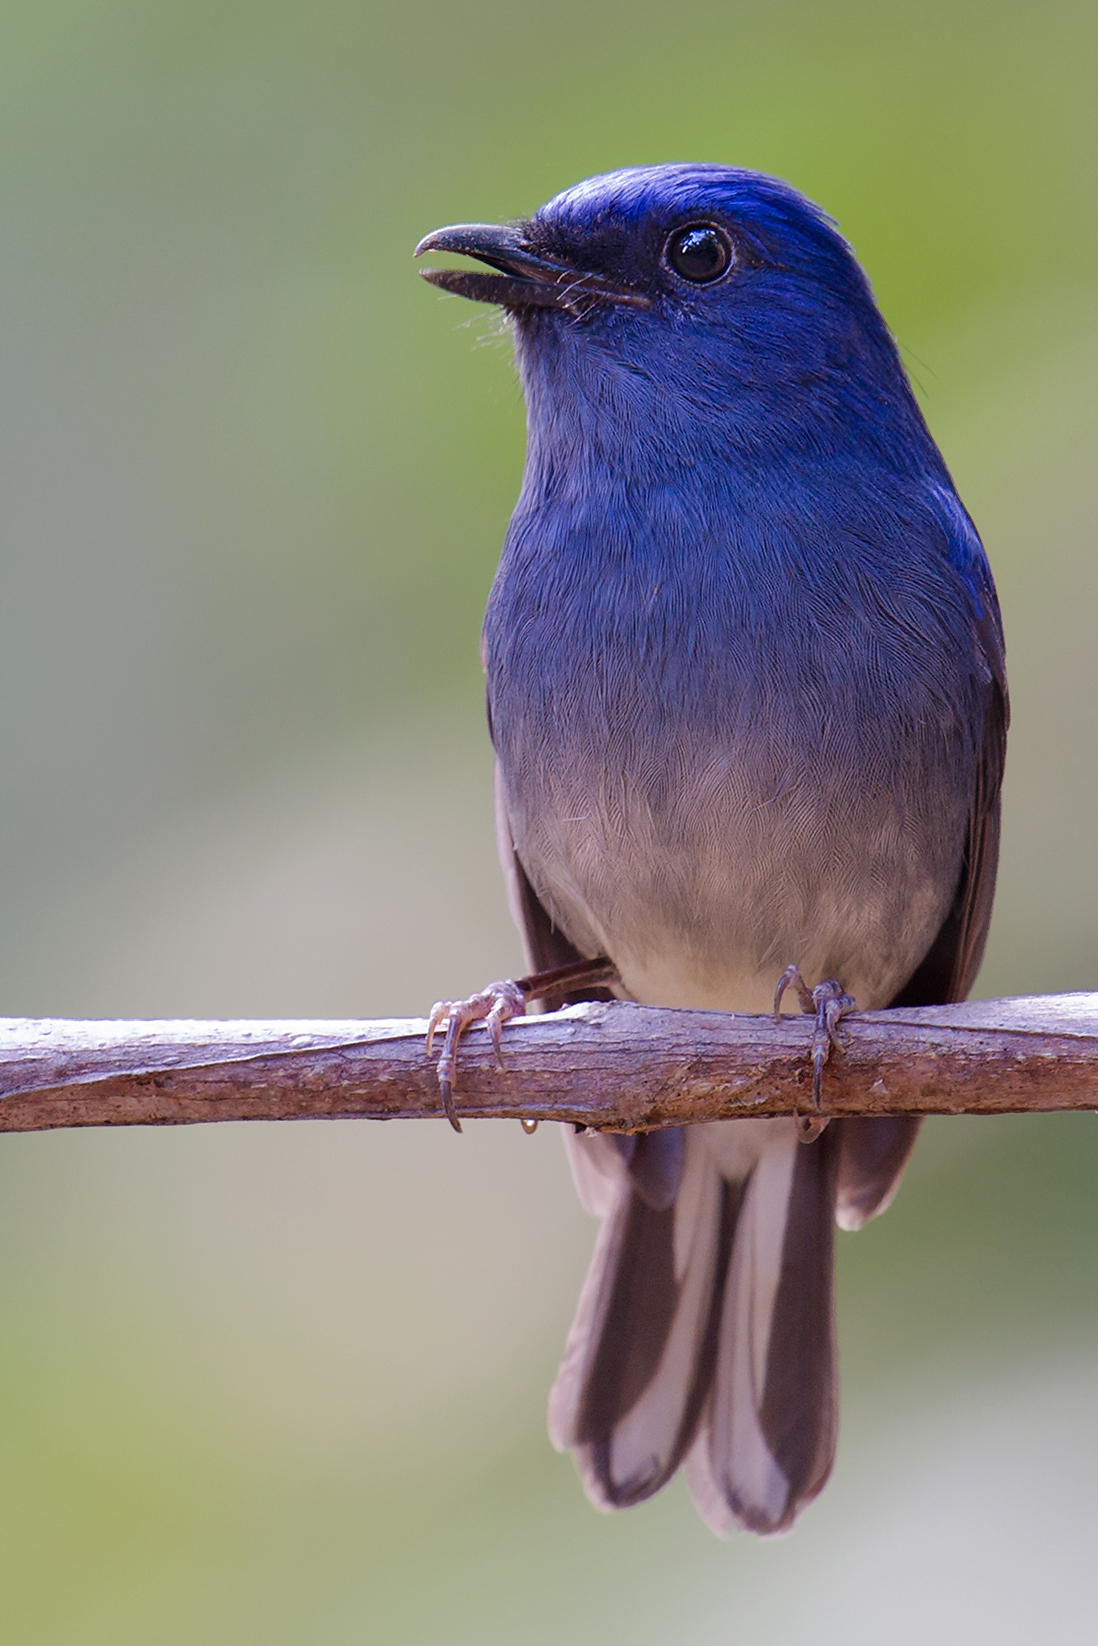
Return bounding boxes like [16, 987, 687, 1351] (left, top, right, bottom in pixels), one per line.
[0, 0, 1096, 1639]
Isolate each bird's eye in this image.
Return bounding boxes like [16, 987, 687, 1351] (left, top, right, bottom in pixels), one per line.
[664, 224, 734, 284]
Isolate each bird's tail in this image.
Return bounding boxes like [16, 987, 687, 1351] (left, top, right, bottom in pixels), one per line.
[549, 1118, 838, 1535]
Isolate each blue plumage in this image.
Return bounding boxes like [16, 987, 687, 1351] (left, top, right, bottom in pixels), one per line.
[417, 165, 1006, 1534]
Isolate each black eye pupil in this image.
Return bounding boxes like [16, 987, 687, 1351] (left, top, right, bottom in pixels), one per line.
[666, 225, 733, 283]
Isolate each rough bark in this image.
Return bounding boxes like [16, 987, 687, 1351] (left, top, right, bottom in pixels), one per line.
[0, 994, 1096, 1135]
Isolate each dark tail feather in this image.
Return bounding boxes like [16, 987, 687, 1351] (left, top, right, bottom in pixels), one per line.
[835, 1115, 922, 1231]
[552, 1120, 839, 1535]
[550, 1126, 738, 1508]
[686, 1121, 839, 1535]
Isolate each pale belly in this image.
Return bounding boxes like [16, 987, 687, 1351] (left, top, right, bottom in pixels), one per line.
[502, 751, 967, 1017]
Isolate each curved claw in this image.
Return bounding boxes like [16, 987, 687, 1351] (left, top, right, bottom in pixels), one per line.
[437, 1073, 463, 1133]
[774, 962, 815, 1021]
[811, 1042, 829, 1110]
[426, 1000, 449, 1058]
[486, 999, 512, 1070]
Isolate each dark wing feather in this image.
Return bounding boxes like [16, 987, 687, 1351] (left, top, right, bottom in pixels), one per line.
[493, 761, 615, 995]
[837, 578, 1008, 1230]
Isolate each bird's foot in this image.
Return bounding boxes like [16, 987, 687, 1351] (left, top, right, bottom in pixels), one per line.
[427, 979, 526, 1132]
[426, 956, 618, 1132]
[773, 964, 857, 1142]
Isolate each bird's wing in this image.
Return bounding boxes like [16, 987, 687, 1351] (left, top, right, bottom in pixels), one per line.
[493, 764, 590, 976]
[836, 499, 1009, 1231]
[493, 759, 619, 995]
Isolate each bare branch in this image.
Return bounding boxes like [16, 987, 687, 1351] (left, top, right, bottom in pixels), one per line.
[1, 994, 1096, 1135]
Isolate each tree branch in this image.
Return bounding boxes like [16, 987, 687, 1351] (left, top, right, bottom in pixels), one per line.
[1, 994, 1096, 1135]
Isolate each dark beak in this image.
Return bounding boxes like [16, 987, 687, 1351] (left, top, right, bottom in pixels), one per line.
[414, 223, 647, 312]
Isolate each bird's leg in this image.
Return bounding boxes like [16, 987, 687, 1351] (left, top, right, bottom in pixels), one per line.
[427, 956, 618, 1132]
[773, 964, 857, 1141]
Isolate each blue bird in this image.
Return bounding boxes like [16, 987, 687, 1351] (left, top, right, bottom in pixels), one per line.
[415, 165, 1007, 1535]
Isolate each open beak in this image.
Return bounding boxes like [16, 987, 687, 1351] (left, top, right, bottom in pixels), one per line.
[414, 222, 647, 312]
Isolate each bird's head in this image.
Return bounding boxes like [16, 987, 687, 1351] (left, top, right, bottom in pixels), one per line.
[416, 164, 927, 469]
